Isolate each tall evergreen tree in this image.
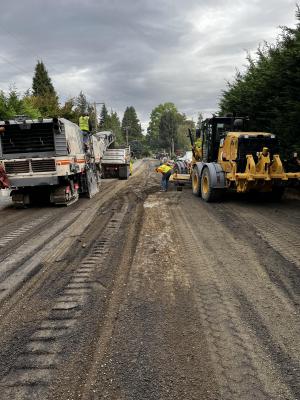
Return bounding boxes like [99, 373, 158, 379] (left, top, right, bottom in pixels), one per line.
[98, 106, 123, 144]
[99, 104, 110, 130]
[31, 60, 59, 117]
[32, 61, 56, 97]
[121, 106, 142, 142]
[219, 6, 300, 154]
[109, 111, 123, 144]
[75, 91, 89, 116]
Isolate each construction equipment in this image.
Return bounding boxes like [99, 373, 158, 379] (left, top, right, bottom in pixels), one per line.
[181, 116, 300, 201]
[0, 164, 10, 189]
[0, 118, 114, 206]
[101, 147, 131, 179]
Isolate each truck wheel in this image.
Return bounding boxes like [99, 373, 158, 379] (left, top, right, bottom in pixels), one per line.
[192, 168, 201, 196]
[11, 191, 30, 208]
[201, 168, 222, 202]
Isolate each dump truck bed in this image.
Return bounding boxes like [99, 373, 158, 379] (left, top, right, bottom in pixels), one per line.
[101, 148, 130, 165]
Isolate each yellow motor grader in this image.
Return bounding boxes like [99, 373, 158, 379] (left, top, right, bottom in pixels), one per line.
[188, 116, 300, 201]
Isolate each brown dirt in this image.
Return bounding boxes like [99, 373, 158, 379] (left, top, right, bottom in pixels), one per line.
[0, 160, 299, 400]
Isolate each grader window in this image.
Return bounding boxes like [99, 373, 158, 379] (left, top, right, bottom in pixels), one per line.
[216, 123, 226, 141]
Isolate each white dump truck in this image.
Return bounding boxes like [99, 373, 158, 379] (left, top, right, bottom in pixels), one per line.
[101, 147, 131, 179]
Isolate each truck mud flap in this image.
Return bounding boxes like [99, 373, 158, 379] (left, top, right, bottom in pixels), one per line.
[118, 165, 129, 180]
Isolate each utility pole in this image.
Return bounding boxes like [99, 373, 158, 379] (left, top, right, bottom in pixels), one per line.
[93, 102, 97, 133]
[124, 126, 130, 146]
[93, 102, 105, 134]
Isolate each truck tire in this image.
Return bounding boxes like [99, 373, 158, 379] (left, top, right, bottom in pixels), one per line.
[192, 167, 201, 196]
[180, 161, 189, 174]
[201, 167, 223, 202]
[180, 161, 188, 174]
[174, 161, 181, 174]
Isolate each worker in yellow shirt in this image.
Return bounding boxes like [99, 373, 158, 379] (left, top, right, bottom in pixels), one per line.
[79, 113, 92, 146]
[155, 157, 173, 192]
[129, 159, 134, 176]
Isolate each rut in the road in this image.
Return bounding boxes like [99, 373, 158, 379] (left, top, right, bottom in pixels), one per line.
[0, 160, 157, 400]
[0, 197, 129, 399]
[171, 192, 300, 400]
[0, 162, 298, 400]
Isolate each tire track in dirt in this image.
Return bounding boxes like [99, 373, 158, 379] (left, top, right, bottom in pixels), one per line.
[210, 201, 300, 306]
[0, 198, 129, 399]
[170, 192, 300, 399]
[217, 201, 300, 268]
[78, 191, 218, 400]
[0, 163, 151, 400]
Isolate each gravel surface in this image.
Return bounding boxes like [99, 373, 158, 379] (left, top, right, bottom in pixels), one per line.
[0, 189, 11, 210]
[0, 160, 299, 399]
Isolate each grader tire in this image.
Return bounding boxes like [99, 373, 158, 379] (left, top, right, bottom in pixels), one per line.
[201, 167, 223, 202]
[192, 168, 201, 197]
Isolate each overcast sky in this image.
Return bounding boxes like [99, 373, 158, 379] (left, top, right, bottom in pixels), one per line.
[0, 0, 297, 130]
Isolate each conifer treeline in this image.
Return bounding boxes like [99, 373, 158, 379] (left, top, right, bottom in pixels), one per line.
[0, 61, 146, 152]
[3, 5, 300, 157]
[219, 6, 300, 154]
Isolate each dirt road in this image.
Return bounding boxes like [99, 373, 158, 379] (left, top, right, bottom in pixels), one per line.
[0, 160, 299, 399]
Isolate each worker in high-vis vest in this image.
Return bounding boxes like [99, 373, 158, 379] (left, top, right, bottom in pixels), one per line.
[129, 159, 134, 176]
[155, 158, 173, 192]
[79, 113, 91, 145]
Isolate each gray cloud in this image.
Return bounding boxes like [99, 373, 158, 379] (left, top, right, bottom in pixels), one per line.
[0, 0, 297, 129]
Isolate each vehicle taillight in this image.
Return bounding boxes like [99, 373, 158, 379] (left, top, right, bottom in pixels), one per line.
[65, 186, 71, 193]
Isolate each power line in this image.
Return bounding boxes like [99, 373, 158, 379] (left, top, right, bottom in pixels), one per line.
[0, 27, 60, 75]
[0, 28, 107, 103]
[0, 53, 30, 75]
